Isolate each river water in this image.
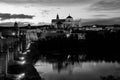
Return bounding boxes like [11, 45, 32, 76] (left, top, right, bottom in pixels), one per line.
[32, 37, 120, 80]
[34, 54, 120, 80]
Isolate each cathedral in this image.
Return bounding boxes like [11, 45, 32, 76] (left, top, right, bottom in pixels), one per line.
[51, 14, 82, 29]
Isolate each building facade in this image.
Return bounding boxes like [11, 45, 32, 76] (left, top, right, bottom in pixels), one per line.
[51, 14, 82, 29]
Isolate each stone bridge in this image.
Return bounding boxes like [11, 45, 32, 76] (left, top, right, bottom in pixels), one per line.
[0, 29, 40, 78]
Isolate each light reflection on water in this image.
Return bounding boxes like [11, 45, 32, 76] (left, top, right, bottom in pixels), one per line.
[35, 60, 120, 80]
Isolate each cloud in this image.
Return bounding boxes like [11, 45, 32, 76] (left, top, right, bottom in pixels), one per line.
[89, 0, 120, 11]
[93, 14, 107, 17]
[0, 22, 31, 27]
[82, 17, 120, 25]
[94, 14, 107, 17]
[0, 13, 34, 20]
[41, 10, 51, 15]
[0, 0, 97, 6]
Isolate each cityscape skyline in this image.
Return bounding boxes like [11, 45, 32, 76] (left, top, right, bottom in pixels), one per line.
[0, 0, 120, 26]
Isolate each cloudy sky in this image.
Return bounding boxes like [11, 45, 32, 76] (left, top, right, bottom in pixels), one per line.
[0, 0, 120, 26]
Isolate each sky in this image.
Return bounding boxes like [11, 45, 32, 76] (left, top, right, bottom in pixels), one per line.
[0, 0, 120, 26]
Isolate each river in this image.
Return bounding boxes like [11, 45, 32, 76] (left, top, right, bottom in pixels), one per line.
[33, 50, 120, 80]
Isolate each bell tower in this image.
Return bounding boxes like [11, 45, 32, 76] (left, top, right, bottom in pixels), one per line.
[56, 14, 59, 20]
[14, 22, 19, 37]
[14, 22, 18, 28]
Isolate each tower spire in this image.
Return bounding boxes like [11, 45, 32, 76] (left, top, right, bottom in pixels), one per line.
[56, 14, 59, 19]
[14, 22, 18, 28]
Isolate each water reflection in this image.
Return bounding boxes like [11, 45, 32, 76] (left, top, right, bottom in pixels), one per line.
[8, 63, 43, 80]
[100, 75, 120, 80]
[34, 54, 120, 80]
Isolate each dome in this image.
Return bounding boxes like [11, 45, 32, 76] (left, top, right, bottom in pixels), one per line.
[66, 15, 73, 18]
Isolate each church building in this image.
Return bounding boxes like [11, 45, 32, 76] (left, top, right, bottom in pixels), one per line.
[51, 14, 82, 29]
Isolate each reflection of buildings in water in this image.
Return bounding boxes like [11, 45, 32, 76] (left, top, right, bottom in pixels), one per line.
[35, 60, 120, 80]
[37, 54, 85, 74]
[53, 62, 67, 73]
[37, 54, 120, 76]
[52, 61, 120, 74]
[100, 75, 120, 80]
[52, 61, 83, 74]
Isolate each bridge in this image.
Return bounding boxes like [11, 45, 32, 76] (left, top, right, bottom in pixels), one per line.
[0, 29, 39, 79]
